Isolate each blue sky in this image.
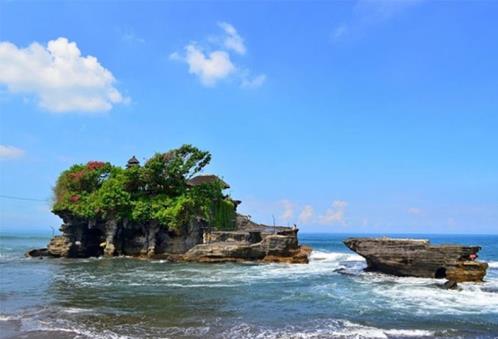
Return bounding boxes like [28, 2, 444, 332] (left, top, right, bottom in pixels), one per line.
[0, 0, 497, 234]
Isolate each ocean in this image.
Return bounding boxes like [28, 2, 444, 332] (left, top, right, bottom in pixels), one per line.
[0, 233, 497, 338]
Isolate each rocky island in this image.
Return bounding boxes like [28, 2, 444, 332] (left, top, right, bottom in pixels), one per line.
[28, 145, 311, 263]
[344, 237, 488, 282]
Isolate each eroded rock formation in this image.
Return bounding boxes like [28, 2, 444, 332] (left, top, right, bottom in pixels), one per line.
[26, 148, 311, 264]
[28, 213, 310, 264]
[344, 237, 488, 282]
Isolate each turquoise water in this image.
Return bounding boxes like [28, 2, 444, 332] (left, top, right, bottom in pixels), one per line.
[1, 233, 497, 338]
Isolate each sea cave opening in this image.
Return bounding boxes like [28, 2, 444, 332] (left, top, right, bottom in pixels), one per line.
[435, 267, 447, 279]
[84, 228, 105, 257]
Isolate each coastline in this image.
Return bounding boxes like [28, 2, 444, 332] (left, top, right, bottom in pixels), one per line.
[1, 233, 497, 338]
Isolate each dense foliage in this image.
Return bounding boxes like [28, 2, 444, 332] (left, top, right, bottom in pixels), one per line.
[52, 145, 235, 231]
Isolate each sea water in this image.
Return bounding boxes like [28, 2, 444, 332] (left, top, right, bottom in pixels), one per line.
[0, 233, 497, 338]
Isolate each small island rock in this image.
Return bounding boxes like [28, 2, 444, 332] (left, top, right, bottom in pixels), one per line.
[344, 237, 488, 282]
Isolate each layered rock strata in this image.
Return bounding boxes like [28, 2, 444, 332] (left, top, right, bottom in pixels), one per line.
[27, 214, 310, 264]
[344, 237, 488, 282]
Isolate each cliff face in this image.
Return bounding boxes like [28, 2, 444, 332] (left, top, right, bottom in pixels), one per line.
[43, 212, 204, 258]
[344, 238, 488, 282]
[32, 213, 310, 264]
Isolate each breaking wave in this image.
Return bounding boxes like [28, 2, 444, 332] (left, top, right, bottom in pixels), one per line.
[1, 311, 437, 339]
[487, 261, 498, 269]
[219, 320, 437, 339]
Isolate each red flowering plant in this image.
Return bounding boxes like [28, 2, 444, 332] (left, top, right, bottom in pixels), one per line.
[52, 161, 113, 218]
[87, 161, 106, 171]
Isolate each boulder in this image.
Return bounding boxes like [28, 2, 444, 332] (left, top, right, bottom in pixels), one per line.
[260, 234, 298, 256]
[183, 232, 310, 264]
[441, 280, 458, 290]
[183, 242, 266, 262]
[47, 235, 72, 257]
[262, 246, 312, 264]
[26, 248, 49, 257]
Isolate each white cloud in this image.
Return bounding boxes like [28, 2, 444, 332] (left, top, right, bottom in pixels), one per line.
[172, 44, 236, 87]
[171, 22, 264, 88]
[218, 22, 246, 55]
[298, 205, 314, 224]
[0, 37, 128, 113]
[407, 207, 422, 215]
[319, 200, 348, 225]
[0, 145, 24, 159]
[280, 199, 294, 222]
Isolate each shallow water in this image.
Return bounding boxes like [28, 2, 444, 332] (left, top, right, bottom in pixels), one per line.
[0, 233, 497, 338]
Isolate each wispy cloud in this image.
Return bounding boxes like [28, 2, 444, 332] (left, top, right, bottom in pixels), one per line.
[354, 0, 423, 20]
[319, 200, 348, 225]
[171, 22, 265, 88]
[0, 145, 24, 159]
[407, 207, 423, 215]
[332, 0, 424, 41]
[298, 205, 314, 224]
[241, 73, 266, 89]
[279, 199, 294, 222]
[0, 37, 128, 113]
[218, 22, 246, 55]
[121, 30, 145, 44]
[333, 24, 348, 40]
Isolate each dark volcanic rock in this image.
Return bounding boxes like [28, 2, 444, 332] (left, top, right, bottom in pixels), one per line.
[441, 280, 459, 290]
[26, 248, 49, 257]
[344, 237, 488, 282]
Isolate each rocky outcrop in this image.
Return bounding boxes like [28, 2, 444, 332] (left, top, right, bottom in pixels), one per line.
[47, 235, 73, 257]
[344, 237, 488, 282]
[29, 213, 310, 264]
[37, 212, 208, 259]
[26, 248, 49, 257]
[183, 231, 310, 263]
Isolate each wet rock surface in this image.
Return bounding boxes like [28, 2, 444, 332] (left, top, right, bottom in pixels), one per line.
[441, 280, 459, 290]
[344, 237, 488, 282]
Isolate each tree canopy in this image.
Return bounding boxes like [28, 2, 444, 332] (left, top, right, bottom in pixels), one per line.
[52, 145, 235, 231]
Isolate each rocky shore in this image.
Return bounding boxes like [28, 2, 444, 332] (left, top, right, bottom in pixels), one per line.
[27, 214, 311, 264]
[344, 237, 488, 282]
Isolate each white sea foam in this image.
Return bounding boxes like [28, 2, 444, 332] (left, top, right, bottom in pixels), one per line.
[14, 313, 134, 339]
[488, 261, 498, 269]
[62, 307, 93, 314]
[219, 319, 435, 338]
[310, 251, 363, 263]
[367, 274, 498, 315]
[304, 252, 498, 316]
[0, 314, 21, 321]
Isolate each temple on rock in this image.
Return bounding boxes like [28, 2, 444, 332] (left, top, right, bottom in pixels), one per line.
[27, 145, 311, 264]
